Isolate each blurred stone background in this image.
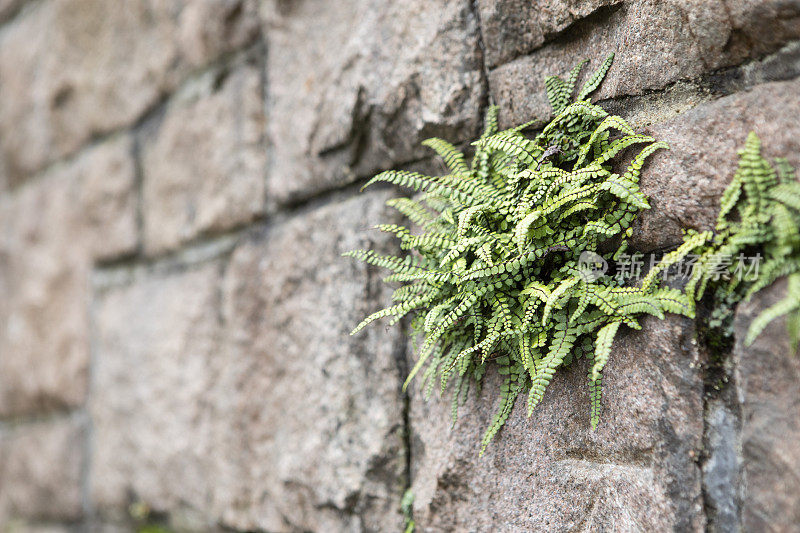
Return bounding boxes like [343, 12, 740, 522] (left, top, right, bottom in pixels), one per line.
[0, 0, 799, 531]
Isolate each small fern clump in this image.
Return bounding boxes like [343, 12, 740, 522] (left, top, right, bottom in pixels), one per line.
[686, 132, 800, 348]
[346, 55, 700, 452]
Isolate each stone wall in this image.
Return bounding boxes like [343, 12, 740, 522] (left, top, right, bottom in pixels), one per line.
[0, 1, 799, 531]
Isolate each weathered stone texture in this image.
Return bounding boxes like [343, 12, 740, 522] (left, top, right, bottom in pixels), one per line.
[142, 62, 266, 255]
[725, 0, 800, 62]
[90, 262, 224, 524]
[410, 315, 705, 531]
[0, 0, 799, 530]
[476, 0, 624, 68]
[0, 0, 259, 184]
[633, 77, 800, 251]
[1, 523, 75, 533]
[0, 136, 136, 416]
[217, 191, 406, 531]
[488, 0, 800, 128]
[0, 0, 26, 23]
[702, 399, 741, 533]
[262, 0, 485, 207]
[78, 136, 139, 262]
[0, 175, 88, 416]
[91, 191, 406, 531]
[734, 279, 800, 532]
[0, 417, 85, 523]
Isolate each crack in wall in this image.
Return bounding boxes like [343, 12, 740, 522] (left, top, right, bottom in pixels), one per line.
[698, 343, 744, 532]
[469, 0, 494, 108]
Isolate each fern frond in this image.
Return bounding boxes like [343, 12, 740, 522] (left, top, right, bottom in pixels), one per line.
[565, 60, 588, 97]
[528, 320, 576, 415]
[595, 134, 656, 166]
[480, 373, 524, 455]
[591, 320, 621, 381]
[475, 132, 540, 166]
[542, 278, 579, 326]
[386, 197, 435, 226]
[542, 101, 609, 137]
[545, 75, 569, 114]
[423, 137, 469, 175]
[622, 141, 668, 183]
[642, 230, 710, 292]
[746, 275, 800, 345]
[577, 53, 614, 101]
[481, 105, 500, 139]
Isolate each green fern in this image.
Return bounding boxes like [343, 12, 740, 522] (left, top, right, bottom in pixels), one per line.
[401, 489, 415, 533]
[346, 55, 706, 452]
[347, 52, 798, 452]
[687, 132, 800, 348]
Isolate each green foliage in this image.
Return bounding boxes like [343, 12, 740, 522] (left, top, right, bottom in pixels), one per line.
[401, 489, 415, 533]
[346, 55, 699, 452]
[129, 501, 172, 533]
[686, 132, 800, 348]
[138, 527, 172, 533]
[347, 55, 798, 453]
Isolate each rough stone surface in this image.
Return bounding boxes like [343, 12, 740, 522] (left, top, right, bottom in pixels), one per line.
[725, 0, 800, 62]
[90, 262, 225, 525]
[216, 191, 406, 531]
[410, 315, 705, 531]
[702, 399, 741, 533]
[734, 279, 800, 532]
[632, 77, 800, 251]
[91, 192, 406, 531]
[1, 0, 799, 530]
[0, 417, 85, 522]
[78, 135, 139, 261]
[0, 136, 136, 416]
[0, 176, 87, 416]
[0, 0, 26, 23]
[476, 0, 624, 68]
[262, 0, 485, 207]
[488, 0, 800, 129]
[0, 0, 259, 184]
[1, 524, 76, 533]
[141, 61, 266, 255]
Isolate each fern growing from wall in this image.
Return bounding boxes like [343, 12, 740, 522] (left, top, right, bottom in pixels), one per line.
[686, 132, 800, 348]
[347, 55, 694, 452]
[346, 55, 797, 453]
